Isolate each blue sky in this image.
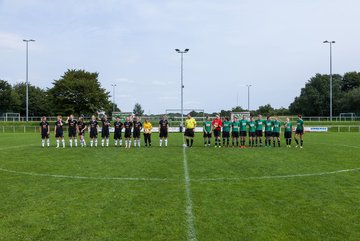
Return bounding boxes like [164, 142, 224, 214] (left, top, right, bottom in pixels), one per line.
[1, 0, 359, 114]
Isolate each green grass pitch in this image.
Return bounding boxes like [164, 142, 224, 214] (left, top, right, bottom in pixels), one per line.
[0, 132, 360, 241]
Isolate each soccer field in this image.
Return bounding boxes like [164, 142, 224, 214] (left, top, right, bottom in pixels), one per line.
[0, 133, 360, 241]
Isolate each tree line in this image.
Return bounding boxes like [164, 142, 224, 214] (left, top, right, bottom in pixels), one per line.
[1, 69, 359, 118]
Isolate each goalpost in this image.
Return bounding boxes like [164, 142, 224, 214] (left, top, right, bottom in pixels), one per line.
[111, 112, 133, 121]
[230, 111, 251, 121]
[165, 109, 205, 132]
[3, 113, 20, 121]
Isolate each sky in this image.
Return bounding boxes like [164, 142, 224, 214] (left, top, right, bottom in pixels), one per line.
[1, 0, 359, 114]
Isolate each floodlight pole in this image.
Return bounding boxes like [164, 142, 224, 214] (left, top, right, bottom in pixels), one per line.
[175, 49, 189, 130]
[23, 39, 35, 122]
[111, 84, 116, 112]
[323, 40, 335, 121]
[246, 84, 252, 111]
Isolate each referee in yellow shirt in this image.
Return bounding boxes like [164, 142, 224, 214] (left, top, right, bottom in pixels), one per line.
[184, 114, 197, 147]
[143, 119, 153, 147]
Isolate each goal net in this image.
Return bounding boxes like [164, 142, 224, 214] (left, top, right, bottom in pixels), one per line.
[111, 112, 133, 121]
[231, 112, 251, 121]
[3, 113, 20, 121]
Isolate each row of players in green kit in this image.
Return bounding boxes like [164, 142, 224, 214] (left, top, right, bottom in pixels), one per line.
[202, 115, 304, 148]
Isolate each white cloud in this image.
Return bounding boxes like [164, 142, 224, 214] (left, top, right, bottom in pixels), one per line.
[0, 32, 23, 50]
[115, 78, 134, 83]
[151, 81, 176, 86]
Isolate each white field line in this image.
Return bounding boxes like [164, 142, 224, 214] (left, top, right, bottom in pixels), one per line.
[194, 167, 360, 182]
[182, 143, 197, 241]
[308, 141, 360, 149]
[0, 144, 36, 151]
[1, 166, 360, 183]
[0, 167, 172, 182]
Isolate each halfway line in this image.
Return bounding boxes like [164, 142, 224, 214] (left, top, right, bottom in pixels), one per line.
[182, 142, 197, 241]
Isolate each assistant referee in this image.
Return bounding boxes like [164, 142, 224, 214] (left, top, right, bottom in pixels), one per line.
[184, 114, 197, 147]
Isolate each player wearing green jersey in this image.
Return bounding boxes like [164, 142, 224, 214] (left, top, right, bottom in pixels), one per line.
[231, 117, 240, 147]
[239, 115, 248, 148]
[264, 116, 274, 147]
[203, 116, 212, 147]
[255, 115, 264, 147]
[222, 117, 232, 147]
[295, 114, 304, 148]
[247, 116, 256, 147]
[284, 117, 293, 148]
[272, 117, 281, 147]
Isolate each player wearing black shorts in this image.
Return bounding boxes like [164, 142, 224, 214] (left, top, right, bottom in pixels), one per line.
[124, 116, 133, 148]
[231, 117, 240, 147]
[203, 116, 212, 147]
[284, 117, 293, 148]
[255, 115, 264, 147]
[212, 114, 223, 148]
[239, 115, 248, 148]
[264, 116, 274, 147]
[113, 116, 123, 147]
[247, 116, 256, 147]
[101, 115, 111, 147]
[222, 117, 231, 147]
[77, 116, 87, 147]
[54, 115, 65, 148]
[295, 114, 305, 148]
[159, 116, 169, 147]
[39, 116, 50, 147]
[272, 117, 281, 147]
[89, 115, 98, 147]
[133, 116, 142, 148]
[67, 114, 78, 148]
[184, 114, 197, 147]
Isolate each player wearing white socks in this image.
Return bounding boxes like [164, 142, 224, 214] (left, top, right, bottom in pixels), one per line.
[159, 116, 169, 147]
[100, 115, 111, 147]
[77, 116, 87, 147]
[54, 115, 65, 148]
[113, 116, 123, 147]
[39, 116, 50, 147]
[89, 115, 98, 147]
[67, 114, 78, 148]
[123, 116, 133, 148]
[133, 116, 142, 148]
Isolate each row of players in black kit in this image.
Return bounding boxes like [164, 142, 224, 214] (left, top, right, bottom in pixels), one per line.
[39, 114, 169, 148]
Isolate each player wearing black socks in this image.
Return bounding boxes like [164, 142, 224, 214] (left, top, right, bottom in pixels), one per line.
[295, 114, 304, 148]
[284, 117, 293, 148]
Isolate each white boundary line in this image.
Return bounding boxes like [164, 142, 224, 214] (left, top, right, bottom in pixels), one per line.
[1, 166, 359, 183]
[0, 144, 37, 151]
[194, 167, 360, 182]
[0, 168, 172, 182]
[182, 141, 197, 241]
[308, 141, 360, 149]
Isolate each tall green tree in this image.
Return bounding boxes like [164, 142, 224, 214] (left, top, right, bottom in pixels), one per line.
[13, 83, 50, 116]
[289, 73, 342, 116]
[48, 69, 110, 116]
[341, 72, 360, 92]
[133, 103, 144, 116]
[0, 80, 20, 114]
[339, 87, 360, 114]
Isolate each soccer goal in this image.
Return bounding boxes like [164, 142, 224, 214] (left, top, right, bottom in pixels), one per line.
[231, 112, 250, 121]
[339, 113, 357, 121]
[111, 112, 133, 121]
[3, 113, 20, 121]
